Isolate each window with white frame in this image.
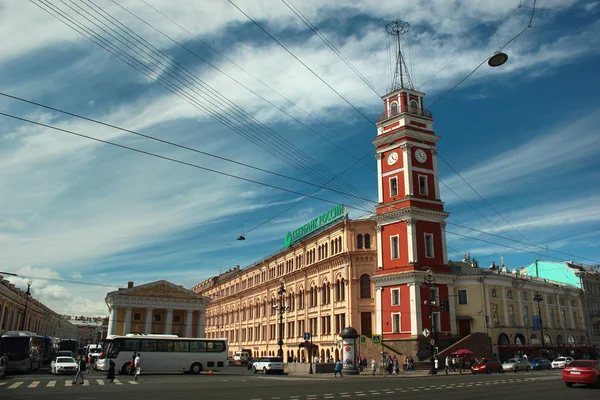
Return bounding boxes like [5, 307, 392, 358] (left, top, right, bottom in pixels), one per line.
[390, 235, 400, 260]
[524, 306, 530, 326]
[392, 313, 401, 333]
[390, 177, 398, 197]
[457, 289, 468, 305]
[492, 303, 499, 324]
[424, 233, 434, 258]
[418, 175, 428, 196]
[509, 305, 516, 325]
[391, 288, 400, 306]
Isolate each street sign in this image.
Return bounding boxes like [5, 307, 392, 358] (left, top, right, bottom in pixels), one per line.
[359, 335, 367, 344]
[422, 328, 431, 337]
[303, 332, 311, 341]
[372, 334, 382, 345]
[430, 338, 436, 346]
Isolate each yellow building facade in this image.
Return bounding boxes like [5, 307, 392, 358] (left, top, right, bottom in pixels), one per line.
[106, 280, 211, 338]
[192, 217, 377, 361]
[449, 263, 588, 358]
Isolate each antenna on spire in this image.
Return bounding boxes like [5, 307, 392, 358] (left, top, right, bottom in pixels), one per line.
[386, 19, 414, 91]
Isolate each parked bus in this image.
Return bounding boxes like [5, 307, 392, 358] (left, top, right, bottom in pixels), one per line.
[96, 334, 228, 374]
[59, 339, 79, 357]
[0, 331, 44, 372]
[42, 336, 60, 364]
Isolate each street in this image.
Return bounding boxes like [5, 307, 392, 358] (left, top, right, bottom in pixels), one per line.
[2, 367, 598, 400]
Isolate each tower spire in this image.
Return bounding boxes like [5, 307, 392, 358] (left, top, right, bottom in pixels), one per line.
[386, 19, 414, 92]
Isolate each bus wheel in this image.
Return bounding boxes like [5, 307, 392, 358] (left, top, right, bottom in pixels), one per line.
[120, 363, 130, 375]
[190, 362, 203, 374]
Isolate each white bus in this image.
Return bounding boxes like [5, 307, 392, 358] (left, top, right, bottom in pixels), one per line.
[96, 334, 228, 374]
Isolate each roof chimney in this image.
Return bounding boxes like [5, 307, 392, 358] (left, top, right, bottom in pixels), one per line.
[127, 281, 134, 289]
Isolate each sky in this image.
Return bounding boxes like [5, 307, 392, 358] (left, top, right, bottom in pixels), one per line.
[1, 0, 600, 317]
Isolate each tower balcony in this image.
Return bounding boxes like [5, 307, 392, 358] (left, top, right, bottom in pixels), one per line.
[376, 106, 432, 123]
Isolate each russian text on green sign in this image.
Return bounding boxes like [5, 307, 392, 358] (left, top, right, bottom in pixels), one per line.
[284, 204, 346, 247]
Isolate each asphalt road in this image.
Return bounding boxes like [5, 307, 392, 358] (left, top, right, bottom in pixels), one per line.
[1, 368, 598, 400]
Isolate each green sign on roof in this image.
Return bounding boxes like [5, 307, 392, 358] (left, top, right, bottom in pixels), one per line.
[284, 204, 346, 247]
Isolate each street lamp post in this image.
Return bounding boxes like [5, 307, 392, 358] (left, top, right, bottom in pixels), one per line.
[20, 280, 32, 331]
[274, 279, 288, 360]
[423, 269, 437, 375]
[533, 291, 545, 348]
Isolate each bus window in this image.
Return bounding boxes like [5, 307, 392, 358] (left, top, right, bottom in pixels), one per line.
[121, 339, 140, 352]
[207, 341, 225, 352]
[173, 341, 188, 352]
[140, 340, 157, 352]
[189, 341, 206, 352]
[156, 341, 173, 352]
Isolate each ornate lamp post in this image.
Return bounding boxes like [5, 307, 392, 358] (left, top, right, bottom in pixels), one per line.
[423, 269, 437, 375]
[274, 279, 289, 359]
[533, 291, 545, 348]
[20, 280, 32, 331]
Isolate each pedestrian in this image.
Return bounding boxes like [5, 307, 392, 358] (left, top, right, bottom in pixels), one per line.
[371, 358, 377, 375]
[106, 360, 116, 383]
[87, 352, 94, 373]
[434, 356, 439, 372]
[445, 355, 450, 375]
[72, 356, 85, 384]
[129, 352, 137, 375]
[393, 357, 399, 375]
[133, 353, 141, 380]
[459, 356, 465, 374]
[334, 359, 343, 377]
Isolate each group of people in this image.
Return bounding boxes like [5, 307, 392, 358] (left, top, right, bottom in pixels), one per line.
[70, 352, 140, 384]
[442, 355, 467, 374]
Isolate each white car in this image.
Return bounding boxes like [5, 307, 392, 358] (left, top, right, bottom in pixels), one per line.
[551, 357, 574, 369]
[502, 358, 531, 372]
[50, 357, 78, 375]
[252, 356, 284, 374]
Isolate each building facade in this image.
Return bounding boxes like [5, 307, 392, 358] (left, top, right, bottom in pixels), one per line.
[519, 261, 600, 347]
[105, 280, 211, 338]
[0, 275, 80, 339]
[192, 215, 377, 362]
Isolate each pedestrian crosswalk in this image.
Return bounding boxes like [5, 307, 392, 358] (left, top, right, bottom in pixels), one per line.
[0, 379, 139, 389]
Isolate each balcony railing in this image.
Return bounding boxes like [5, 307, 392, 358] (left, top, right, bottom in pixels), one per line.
[377, 106, 433, 123]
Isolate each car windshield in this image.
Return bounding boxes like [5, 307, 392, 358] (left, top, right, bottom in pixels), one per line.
[505, 359, 517, 363]
[568, 361, 594, 368]
[265, 357, 282, 362]
[554, 358, 565, 361]
[56, 357, 75, 363]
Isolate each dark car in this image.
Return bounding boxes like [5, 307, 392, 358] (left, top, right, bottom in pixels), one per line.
[529, 358, 552, 370]
[471, 359, 504, 374]
[247, 358, 258, 370]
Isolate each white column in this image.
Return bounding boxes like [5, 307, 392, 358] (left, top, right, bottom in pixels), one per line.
[406, 218, 417, 264]
[448, 284, 457, 335]
[501, 287, 509, 326]
[544, 293, 551, 330]
[145, 308, 153, 334]
[484, 285, 492, 329]
[409, 283, 422, 336]
[123, 307, 132, 335]
[197, 310, 206, 337]
[401, 144, 413, 196]
[185, 311, 194, 337]
[556, 293, 563, 328]
[431, 149, 441, 200]
[108, 306, 118, 336]
[517, 288, 525, 326]
[165, 309, 174, 335]
[375, 287, 382, 335]
[0, 302, 6, 331]
[376, 226, 383, 269]
[440, 222, 448, 265]
[567, 296, 574, 329]
[376, 154, 383, 203]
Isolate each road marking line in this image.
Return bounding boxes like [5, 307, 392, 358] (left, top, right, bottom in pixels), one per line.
[47, 381, 57, 387]
[341, 396, 350, 398]
[357, 394, 366, 397]
[29, 381, 40, 388]
[8, 382, 24, 389]
[113, 379, 123, 385]
[0, 382, 6, 386]
[97, 379, 105, 385]
[83, 380, 90, 386]
[129, 381, 138, 384]
[65, 380, 72, 387]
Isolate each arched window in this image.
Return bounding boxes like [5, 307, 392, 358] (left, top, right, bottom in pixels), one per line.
[360, 274, 371, 298]
[390, 102, 398, 116]
[409, 99, 419, 112]
[340, 278, 346, 301]
[357, 234, 363, 249]
[335, 279, 341, 302]
[364, 234, 371, 249]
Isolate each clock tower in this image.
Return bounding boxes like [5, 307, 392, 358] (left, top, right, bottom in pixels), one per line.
[370, 20, 456, 357]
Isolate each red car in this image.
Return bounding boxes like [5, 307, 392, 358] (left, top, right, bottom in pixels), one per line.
[471, 359, 504, 374]
[562, 360, 600, 388]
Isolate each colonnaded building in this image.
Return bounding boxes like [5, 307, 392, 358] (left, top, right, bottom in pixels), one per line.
[192, 209, 378, 362]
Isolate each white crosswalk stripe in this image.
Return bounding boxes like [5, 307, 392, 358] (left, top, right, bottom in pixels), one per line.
[114, 378, 123, 385]
[65, 380, 73, 386]
[29, 381, 40, 388]
[8, 382, 23, 389]
[83, 379, 90, 386]
[129, 381, 138, 384]
[48, 381, 57, 387]
[0, 382, 7, 386]
[97, 379, 105, 385]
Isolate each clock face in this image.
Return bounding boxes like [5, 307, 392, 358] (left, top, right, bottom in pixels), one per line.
[415, 149, 428, 163]
[387, 152, 399, 166]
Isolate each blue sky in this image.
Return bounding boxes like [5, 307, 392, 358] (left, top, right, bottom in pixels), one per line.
[1, 0, 599, 315]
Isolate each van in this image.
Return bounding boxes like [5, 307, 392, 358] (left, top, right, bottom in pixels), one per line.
[233, 351, 250, 363]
